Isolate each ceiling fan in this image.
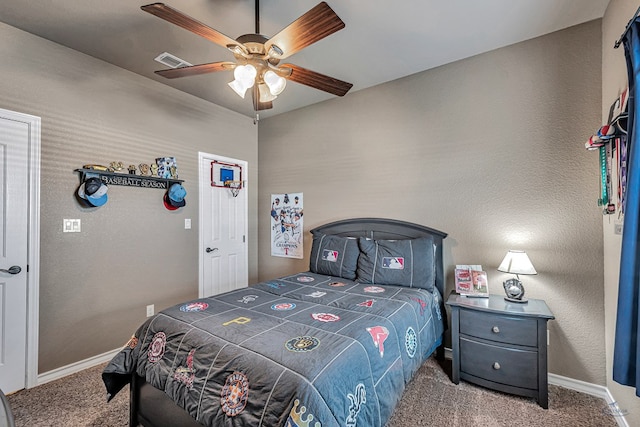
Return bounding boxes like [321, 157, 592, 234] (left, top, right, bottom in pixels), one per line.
[141, 1, 353, 112]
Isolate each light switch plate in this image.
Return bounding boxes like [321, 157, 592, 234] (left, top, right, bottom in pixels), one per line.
[185, 218, 191, 229]
[63, 219, 81, 233]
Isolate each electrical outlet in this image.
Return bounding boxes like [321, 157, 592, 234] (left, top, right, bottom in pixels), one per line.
[185, 218, 191, 229]
[614, 222, 623, 235]
[547, 329, 550, 346]
[146, 304, 154, 317]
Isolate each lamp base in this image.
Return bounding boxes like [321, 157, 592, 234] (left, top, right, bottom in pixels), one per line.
[503, 278, 526, 303]
[504, 296, 528, 303]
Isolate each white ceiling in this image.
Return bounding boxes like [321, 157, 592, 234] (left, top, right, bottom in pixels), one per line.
[0, 0, 610, 119]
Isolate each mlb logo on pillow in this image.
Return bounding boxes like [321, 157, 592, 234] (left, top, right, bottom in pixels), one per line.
[382, 257, 404, 269]
[322, 249, 339, 262]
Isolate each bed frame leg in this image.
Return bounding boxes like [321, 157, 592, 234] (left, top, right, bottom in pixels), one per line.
[129, 375, 139, 427]
[435, 343, 445, 361]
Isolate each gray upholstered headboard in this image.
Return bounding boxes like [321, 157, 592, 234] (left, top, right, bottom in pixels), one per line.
[310, 218, 448, 297]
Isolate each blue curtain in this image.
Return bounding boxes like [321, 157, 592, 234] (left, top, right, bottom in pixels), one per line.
[615, 19, 640, 396]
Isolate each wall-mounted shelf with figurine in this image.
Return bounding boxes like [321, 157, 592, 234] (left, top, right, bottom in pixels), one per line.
[75, 168, 183, 190]
[75, 157, 187, 209]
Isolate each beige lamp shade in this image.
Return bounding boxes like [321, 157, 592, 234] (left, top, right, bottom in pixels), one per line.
[498, 250, 537, 275]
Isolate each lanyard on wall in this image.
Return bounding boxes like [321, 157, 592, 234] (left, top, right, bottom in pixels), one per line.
[599, 145, 609, 207]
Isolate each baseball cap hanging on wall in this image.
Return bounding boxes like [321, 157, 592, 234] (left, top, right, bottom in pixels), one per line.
[77, 177, 109, 207]
[164, 183, 186, 210]
[163, 192, 179, 211]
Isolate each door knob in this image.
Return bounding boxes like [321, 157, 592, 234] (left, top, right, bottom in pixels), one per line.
[205, 247, 218, 253]
[0, 266, 21, 275]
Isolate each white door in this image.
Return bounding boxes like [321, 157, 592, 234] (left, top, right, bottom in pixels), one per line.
[0, 112, 30, 393]
[199, 153, 248, 297]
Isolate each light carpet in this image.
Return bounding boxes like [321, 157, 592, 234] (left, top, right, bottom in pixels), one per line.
[7, 357, 617, 426]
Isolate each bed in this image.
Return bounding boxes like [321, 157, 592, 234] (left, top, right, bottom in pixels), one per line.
[103, 218, 448, 427]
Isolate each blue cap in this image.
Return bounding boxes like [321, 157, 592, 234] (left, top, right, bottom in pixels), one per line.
[167, 183, 186, 207]
[78, 178, 108, 207]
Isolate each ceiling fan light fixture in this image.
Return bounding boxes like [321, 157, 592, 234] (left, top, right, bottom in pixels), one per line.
[228, 79, 250, 98]
[228, 64, 258, 98]
[143, 1, 352, 111]
[234, 64, 257, 86]
[264, 70, 286, 96]
[258, 83, 277, 102]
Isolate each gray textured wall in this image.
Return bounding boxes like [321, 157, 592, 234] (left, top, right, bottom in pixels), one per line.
[602, 0, 640, 424]
[0, 22, 258, 373]
[259, 21, 605, 384]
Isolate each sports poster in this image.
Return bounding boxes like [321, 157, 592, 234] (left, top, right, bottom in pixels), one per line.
[270, 193, 303, 258]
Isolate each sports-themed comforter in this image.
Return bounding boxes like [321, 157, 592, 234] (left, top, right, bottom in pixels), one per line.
[103, 272, 444, 427]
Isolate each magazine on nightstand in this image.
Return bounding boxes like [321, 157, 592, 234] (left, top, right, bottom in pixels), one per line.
[454, 264, 489, 298]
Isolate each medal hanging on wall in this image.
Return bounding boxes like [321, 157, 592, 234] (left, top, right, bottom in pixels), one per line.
[617, 136, 628, 214]
[598, 145, 610, 208]
[604, 142, 616, 215]
[588, 124, 617, 215]
[588, 90, 628, 215]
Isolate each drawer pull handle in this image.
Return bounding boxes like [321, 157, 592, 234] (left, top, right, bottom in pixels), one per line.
[493, 362, 501, 370]
[492, 326, 500, 333]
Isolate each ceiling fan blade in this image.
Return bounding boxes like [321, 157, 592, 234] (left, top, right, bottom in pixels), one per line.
[252, 86, 273, 111]
[155, 61, 235, 79]
[282, 63, 352, 97]
[141, 3, 241, 50]
[265, 2, 345, 59]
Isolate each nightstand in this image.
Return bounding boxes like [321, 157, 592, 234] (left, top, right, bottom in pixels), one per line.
[446, 293, 555, 408]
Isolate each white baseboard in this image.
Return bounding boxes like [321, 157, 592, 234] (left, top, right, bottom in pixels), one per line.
[548, 373, 629, 427]
[36, 348, 121, 387]
[444, 347, 628, 427]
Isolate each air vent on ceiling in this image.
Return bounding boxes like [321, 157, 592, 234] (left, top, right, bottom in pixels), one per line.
[154, 52, 193, 69]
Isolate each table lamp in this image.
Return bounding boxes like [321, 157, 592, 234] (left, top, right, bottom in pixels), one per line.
[497, 250, 537, 303]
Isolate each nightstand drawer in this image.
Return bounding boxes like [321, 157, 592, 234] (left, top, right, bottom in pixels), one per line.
[460, 337, 538, 389]
[460, 309, 537, 346]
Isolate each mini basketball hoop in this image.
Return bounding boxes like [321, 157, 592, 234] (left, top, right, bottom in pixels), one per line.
[224, 180, 243, 197]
